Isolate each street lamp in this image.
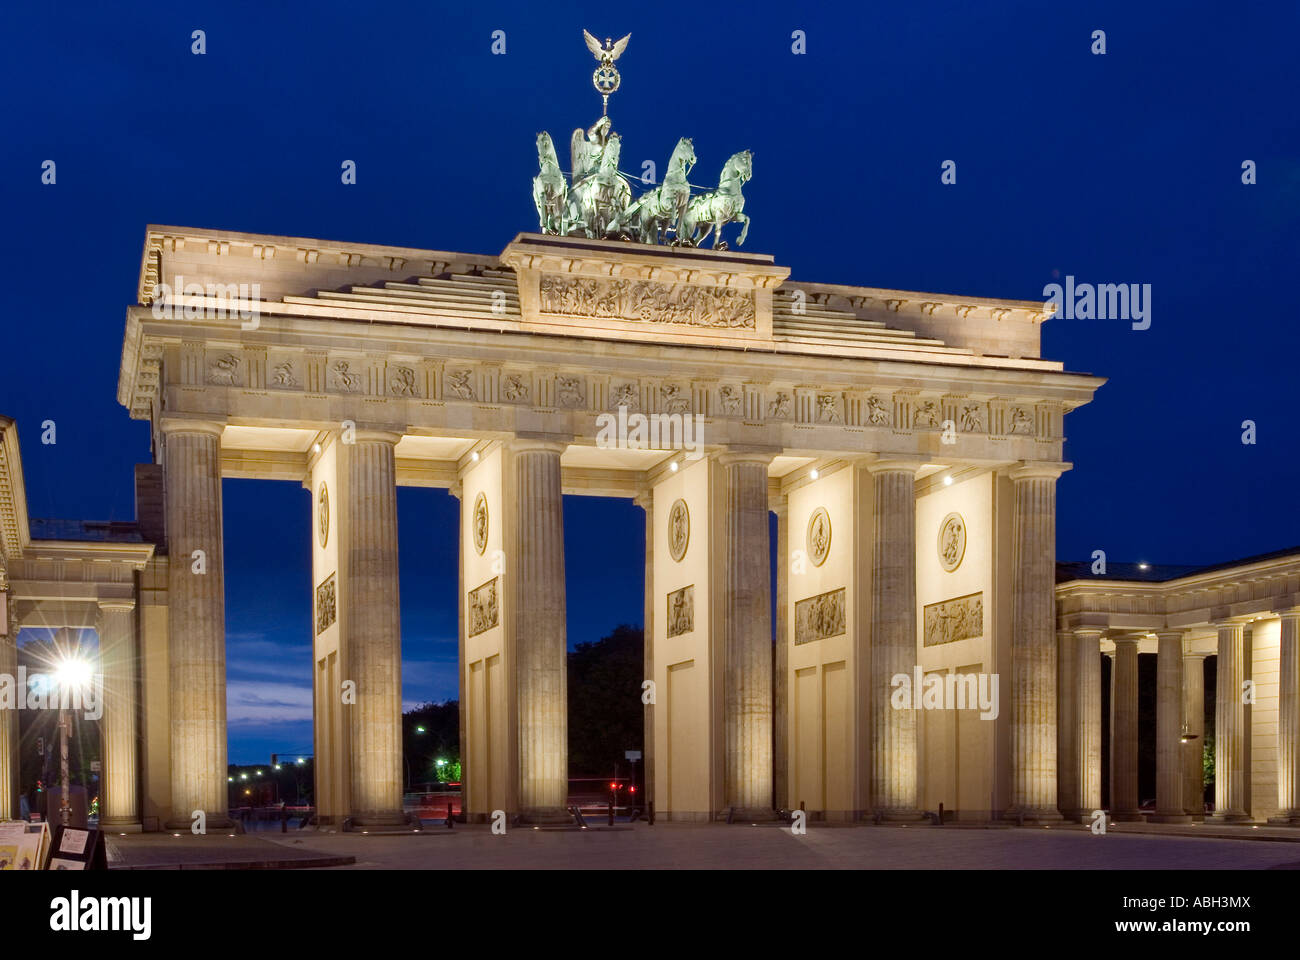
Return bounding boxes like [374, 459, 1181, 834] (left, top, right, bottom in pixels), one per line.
[51, 654, 93, 828]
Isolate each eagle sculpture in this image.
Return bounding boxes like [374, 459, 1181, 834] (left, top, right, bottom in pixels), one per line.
[583, 30, 630, 67]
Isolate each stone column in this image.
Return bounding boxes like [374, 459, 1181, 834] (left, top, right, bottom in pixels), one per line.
[512, 439, 569, 822]
[1183, 652, 1207, 818]
[719, 452, 774, 817]
[868, 460, 922, 819]
[1152, 630, 1191, 822]
[1075, 628, 1104, 819]
[1212, 621, 1250, 820]
[635, 490, 655, 812]
[773, 498, 789, 811]
[0, 600, 18, 821]
[344, 432, 404, 824]
[1109, 636, 1140, 820]
[1057, 629, 1079, 820]
[98, 599, 142, 831]
[1008, 463, 1065, 821]
[1271, 611, 1300, 824]
[162, 420, 231, 828]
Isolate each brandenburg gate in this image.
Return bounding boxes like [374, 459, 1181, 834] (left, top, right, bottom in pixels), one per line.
[0, 32, 1116, 830]
[87, 214, 1095, 828]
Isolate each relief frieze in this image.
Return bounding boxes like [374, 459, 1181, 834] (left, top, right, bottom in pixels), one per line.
[794, 588, 846, 645]
[469, 576, 499, 637]
[539, 275, 756, 329]
[923, 592, 983, 647]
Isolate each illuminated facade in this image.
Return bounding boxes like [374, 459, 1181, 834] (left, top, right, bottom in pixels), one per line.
[0, 226, 1129, 828]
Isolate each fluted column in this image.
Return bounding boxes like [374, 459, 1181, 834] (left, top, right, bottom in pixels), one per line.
[773, 498, 789, 811]
[1057, 629, 1078, 819]
[344, 432, 404, 824]
[1008, 463, 1065, 821]
[0, 600, 19, 821]
[1109, 637, 1140, 820]
[513, 439, 569, 821]
[869, 460, 921, 819]
[1152, 630, 1191, 822]
[98, 599, 141, 831]
[162, 420, 230, 828]
[719, 452, 774, 817]
[1075, 628, 1103, 818]
[635, 490, 655, 810]
[1183, 652, 1207, 818]
[1212, 621, 1250, 821]
[1271, 611, 1300, 824]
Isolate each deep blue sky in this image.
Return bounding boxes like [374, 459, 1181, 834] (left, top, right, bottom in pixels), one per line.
[3, 1, 1297, 761]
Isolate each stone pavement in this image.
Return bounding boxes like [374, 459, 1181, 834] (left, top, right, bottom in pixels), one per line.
[105, 832, 355, 869]
[100, 821, 1300, 870]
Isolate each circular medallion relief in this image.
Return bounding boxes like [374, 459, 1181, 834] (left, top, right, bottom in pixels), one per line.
[317, 483, 329, 548]
[806, 507, 831, 567]
[473, 492, 489, 555]
[938, 512, 966, 572]
[668, 499, 690, 562]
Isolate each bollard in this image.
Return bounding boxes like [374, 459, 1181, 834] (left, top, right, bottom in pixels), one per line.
[938, 802, 944, 825]
[649, 800, 655, 826]
[608, 794, 615, 826]
[447, 801, 455, 829]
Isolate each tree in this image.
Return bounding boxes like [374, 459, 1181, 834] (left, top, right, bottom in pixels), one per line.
[403, 701, 460, 788]
[567, 624, 643, 777]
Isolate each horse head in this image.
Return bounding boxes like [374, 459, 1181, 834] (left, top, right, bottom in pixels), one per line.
[726, 149, 753, 183]
[669, 137, 696, 176]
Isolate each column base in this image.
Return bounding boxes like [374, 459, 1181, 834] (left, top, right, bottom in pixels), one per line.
[1110, 810, 1145, 822]
[718, 807, 781, 823]
[869, 809, 928, 823]
[1004, 807, 1065, 823]
[348, 810, 409, 828]
[1266, 815, 1300, 826]
[164, 815, 235, 832]
[1149, 812, 1192, 823]
[519, 807, 575, 825]
[1205, 812, 1252, 823]
[99, 819, 143, 834]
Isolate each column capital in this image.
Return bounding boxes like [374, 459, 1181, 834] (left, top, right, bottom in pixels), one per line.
[97, 598, 136, 613]
[716, 448, 777, 468]
[1008, 460, 1071, 482]
[349, 429, 402, 446]
[865, 457, 925, 476]
[1154, 628, 1185, 641]
[159, 417, 224, 438]
[1111, 633, 1142, 648]
[1072, 626, 1106, 640]
[1210, 617, 1250, 630]
[510, 434, 570, 455]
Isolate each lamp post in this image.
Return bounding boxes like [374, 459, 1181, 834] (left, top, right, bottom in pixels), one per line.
[57, 706, 71, 826]
[52, 653, 93, 828]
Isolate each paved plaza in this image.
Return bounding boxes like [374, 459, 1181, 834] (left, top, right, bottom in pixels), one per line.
[106, 822, 1300, 871]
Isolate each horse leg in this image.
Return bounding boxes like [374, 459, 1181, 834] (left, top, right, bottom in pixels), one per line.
[736, 213, 750, 246]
